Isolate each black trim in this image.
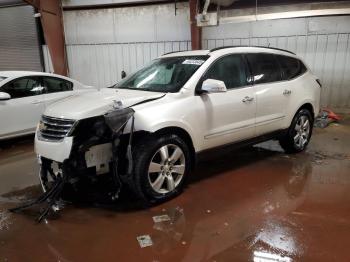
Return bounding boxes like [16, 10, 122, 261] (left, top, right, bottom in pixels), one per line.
[316, 79, 322, 88]
[128, 94, 166, 108]
[197, 129, 288, 159]
[162, 50, 190, 56]
[209, 45, 296, 55]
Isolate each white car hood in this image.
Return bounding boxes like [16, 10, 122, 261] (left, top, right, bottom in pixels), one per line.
[44, 88, 165, 120]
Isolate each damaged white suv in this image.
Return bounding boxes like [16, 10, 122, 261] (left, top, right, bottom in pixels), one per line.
[35, 46, 321, 204]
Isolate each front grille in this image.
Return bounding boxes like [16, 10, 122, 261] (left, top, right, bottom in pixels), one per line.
[39, 115, 76, 142]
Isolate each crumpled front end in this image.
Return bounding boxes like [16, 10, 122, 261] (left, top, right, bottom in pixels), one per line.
[29, 108, 135, 220]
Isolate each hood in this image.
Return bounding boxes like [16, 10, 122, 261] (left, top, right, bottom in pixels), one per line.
[44, 88, 165, 120]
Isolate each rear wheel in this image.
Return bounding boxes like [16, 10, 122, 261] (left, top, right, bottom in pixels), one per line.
[130, 134, 192, 205]
[279, 109, 313, 153]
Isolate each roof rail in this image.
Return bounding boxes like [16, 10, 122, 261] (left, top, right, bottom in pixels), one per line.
[209, 45, 296, 55]
[162, 50, 189, 56]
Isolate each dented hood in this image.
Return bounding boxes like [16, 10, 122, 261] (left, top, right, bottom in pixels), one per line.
[44, 88, 165, 120]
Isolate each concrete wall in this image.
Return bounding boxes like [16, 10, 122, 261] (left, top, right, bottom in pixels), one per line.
[202, 16, 350, 108]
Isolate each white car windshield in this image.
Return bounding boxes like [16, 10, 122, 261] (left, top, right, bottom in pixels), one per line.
[114, 56, 209, 93]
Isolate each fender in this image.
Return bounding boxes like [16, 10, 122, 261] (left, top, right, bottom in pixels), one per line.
[134, 117, 201, 152]
[284, 99, 316, 128]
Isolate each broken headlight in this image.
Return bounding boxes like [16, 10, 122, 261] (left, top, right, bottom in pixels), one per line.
[104, 107, 135, 134]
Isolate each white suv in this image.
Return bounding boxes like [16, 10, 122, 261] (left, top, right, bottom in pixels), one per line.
[35, 46, 321, 204]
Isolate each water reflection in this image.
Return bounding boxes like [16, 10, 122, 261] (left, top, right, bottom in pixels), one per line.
[182, 153, 312, 261]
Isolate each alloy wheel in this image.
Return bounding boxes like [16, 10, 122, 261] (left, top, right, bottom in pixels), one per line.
[147, 144, 186, 194]
[293, 115, 310, 149]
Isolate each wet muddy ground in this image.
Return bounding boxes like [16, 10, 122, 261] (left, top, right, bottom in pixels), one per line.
[0, 117, 350, 262]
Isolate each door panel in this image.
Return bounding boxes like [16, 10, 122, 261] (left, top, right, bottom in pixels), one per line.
[200, 87, 256, 150]
[254, 82, 288, 135]
[0, 77, 45, 138]
[246, 53, 286, 135]
[197, 54, 257, 150]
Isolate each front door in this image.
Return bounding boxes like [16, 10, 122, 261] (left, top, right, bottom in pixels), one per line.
[246, 53, 286, 136]
[198, 54, 256, 150]
[0, 76, 45, 138]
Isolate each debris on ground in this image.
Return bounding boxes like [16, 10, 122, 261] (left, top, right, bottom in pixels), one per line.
[152, 207, 186, 246]
[137, 235, 153, 248]
[152, 214, 171, 223]
[0, 209, 12, 231]
[314, 109, 341, 128]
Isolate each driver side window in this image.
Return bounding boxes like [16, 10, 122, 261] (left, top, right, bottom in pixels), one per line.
[1, 77, 43, 99]
[202, 54, 248, 89]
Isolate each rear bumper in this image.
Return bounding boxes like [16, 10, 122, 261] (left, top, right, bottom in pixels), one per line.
[35, 132, 73, 163]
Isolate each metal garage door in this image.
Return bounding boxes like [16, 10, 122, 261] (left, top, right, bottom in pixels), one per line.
[0, 4, 42, 71]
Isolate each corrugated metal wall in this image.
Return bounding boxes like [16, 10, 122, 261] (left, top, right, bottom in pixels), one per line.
[54, 2, 191, 88]
[202, 16, 350, 108]
[0, 5, 42, 71]
[42, 3, 350, 108]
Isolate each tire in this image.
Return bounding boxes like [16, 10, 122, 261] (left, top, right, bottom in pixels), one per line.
[279, 108, 313, 154]
[129, 134, 192, 205]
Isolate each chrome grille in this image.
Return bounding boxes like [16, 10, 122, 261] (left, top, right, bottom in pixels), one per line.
[38, 115, 76, 141]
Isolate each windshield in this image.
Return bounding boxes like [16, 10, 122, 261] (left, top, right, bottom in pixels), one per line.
[114, 56, 209, 92]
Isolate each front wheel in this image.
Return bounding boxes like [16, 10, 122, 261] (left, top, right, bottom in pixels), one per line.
[279, 109, 313, 153]
[130, 134, 192, 205]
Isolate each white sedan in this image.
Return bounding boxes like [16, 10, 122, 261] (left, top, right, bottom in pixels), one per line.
[0, 71, 95, 140]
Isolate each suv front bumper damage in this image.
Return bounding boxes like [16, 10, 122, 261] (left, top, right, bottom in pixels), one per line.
[11, 108, 135, 222]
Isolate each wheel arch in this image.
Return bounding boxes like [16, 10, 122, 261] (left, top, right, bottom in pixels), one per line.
[295, 102, 315, 120]
[153, 126, 197, 171]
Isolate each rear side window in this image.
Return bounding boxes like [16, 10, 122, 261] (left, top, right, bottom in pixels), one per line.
[277, 55, 307, 80]
[202, 54, 248, 89]
[43, 77, 73, 93]
[246, 53, 282, 84]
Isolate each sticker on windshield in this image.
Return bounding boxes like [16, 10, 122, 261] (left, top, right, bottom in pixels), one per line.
[182, 59, 205, 65]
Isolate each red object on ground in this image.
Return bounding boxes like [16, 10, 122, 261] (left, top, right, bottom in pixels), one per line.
[323, 109, 341, 121]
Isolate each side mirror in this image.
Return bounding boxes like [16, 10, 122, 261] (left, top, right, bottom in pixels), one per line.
[121, 70, 127, 79]
[200, 79, 227, 94]
[0, 92, 11, 101]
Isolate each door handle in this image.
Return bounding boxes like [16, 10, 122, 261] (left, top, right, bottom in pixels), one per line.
[283, 89, 292, 95]
[31, 100, 43, 104]
[242, 96, 254, 103]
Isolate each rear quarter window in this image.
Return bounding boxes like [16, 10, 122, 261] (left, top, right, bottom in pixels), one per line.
[43, 77, 73, 93]
[277, 55, 307, 80]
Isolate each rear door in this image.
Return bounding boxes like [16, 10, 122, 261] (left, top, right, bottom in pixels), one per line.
[42, 76, 74, 107]
[198, 54, 256, 150]
[0, 76, 45, 138]
[246, 53, 286, 136]
[276, 55, 308, 122]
